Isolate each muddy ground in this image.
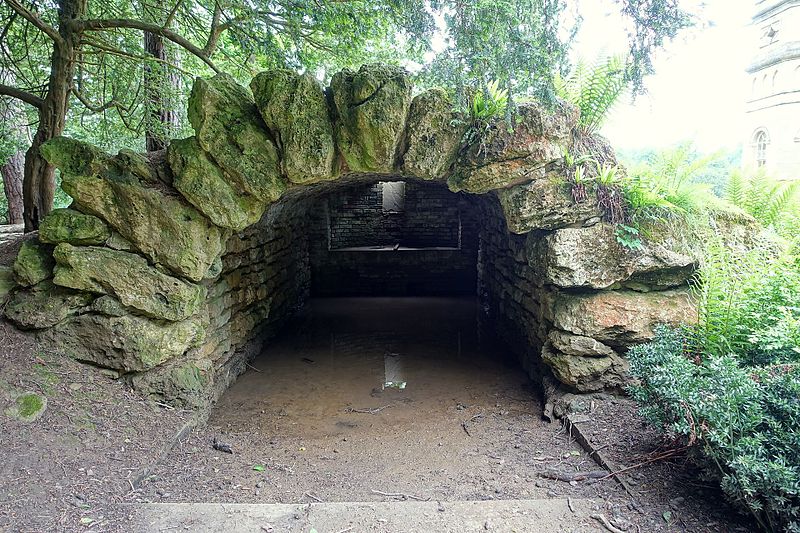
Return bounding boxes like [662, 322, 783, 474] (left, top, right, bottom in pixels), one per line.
[0, 234, 756, 532]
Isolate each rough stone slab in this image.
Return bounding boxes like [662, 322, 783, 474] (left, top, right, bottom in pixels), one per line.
[448, 102, 577, 194]
[549, 289, 696, 348]
[117, 498, 599, 532]
[168, 137, 266, 231]
[498, 176, 602, 233]
[331, 64, 412, 173]
[60, 172, 224, 282]
[45, 311, 206, 372]
[542, 342, 628, 392]
[548, 330, 616, 358]
[251, 70, 338, 184]
[188, 74, 286, 202]
[38, 208, 111, 245]
[400, 89, 466, 180]
[12, 240, 53, 286]
[4, 281, 93, 329]
[130, 356, 214, 409]
[531, 223, 696, 289]
[0, 265, 16, 303]
[53, 244, 206, 322]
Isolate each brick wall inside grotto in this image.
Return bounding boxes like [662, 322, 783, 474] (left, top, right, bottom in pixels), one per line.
[0, 64, 710, 412]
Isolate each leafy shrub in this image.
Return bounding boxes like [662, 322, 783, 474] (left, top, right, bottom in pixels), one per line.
[630, 237, 800, 531]
[630, 330, 800, 532]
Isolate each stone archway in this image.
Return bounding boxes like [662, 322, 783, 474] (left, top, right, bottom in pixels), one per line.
[2, 64, 697, 410]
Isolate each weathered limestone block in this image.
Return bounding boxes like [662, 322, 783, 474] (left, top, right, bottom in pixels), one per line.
[250, 70, 338, 184]
[541, 343, 628, 392]
[42, 137, 225, 282]
[5, 281, 93, 329]
[497, 175, 602, 233]
[45, 310, 205, 372]
[529, 223, 696, 289]
[548, 329, 616, 357]
[53, 244, 206, 322]
[549, 289, 696, 347]
[130, 356, 213, 409]
[38, 208, 111, 245]
[168, 137, 265, 231]
[331, 64, 412, 173]
[400, 89, 466, 180]
[188, 74, 286, 202]
[0, 266, 15, 305]
[13, 240, 54, 286]
[449, 101, 578, 194]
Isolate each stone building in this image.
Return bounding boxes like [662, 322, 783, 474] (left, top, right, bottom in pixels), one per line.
[742, 0, 800, 179]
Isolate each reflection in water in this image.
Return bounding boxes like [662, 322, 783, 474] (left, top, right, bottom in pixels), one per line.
[210, 297, 529, 438]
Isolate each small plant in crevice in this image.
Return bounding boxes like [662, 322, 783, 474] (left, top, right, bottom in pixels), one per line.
[595, 163, 627, 224]
[615, 224, 643, 250]
[469, 79, 509, 121]
[561, 148, 597, 203]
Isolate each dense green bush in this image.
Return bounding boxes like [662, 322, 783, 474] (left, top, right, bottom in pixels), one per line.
[629, 237, 800, 531]
[629, 329, 800, 532]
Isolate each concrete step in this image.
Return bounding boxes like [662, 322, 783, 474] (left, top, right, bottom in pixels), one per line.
[116, 498, 606, 532]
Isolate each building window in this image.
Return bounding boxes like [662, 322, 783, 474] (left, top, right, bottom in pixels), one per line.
[753, 130, 769, 167]
[381, 181, 405, 213]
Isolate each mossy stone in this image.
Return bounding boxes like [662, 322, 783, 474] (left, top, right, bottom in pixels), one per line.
[42, 138, 226, 282]
[0, 266, 16, 303]
[330, 64, 412, 173]
[12, 240, 54, 286]
[45, 310, 206, 372]
[39, 208, 111, 245]
[4, 392, 47, 423]
[4, 280, 93, 329]
[251, 70, 338, 184]
[188, 74, 286, 202]
[130, 357, 213, 408]
[53, 244, 207, 322]
[401, 89, 466, 180]
[168, 137, 266, 231]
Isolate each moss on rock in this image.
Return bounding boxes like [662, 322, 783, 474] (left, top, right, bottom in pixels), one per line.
[331, 64, 412, 173]
[5, 280, 93, 329]
[39, 208, 111, 245]
[130, 356, 213, 409]
[53, 244, 206, 322]
[12, 240, 54, 286]
[45, 309, 206, 372]
[400, 89, 466, 180]
[4, 392, 47, 423]
[43, 138, 226, 282]
[251, 70, 338, 184]
[188, 74, 286, 202]
[168, 137, 266, 231]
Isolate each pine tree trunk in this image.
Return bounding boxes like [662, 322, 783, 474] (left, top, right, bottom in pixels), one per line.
[144, 31, 179, 152]
[22, 0, 86, 231]
[1, 151, 24, 224]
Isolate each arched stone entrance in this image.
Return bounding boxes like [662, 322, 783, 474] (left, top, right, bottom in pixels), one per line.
[2, 64, 696, 410]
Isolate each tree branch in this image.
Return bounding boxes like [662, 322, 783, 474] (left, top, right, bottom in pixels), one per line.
[3, 0, 62, 44]
[78, 18, 219, 73]
[0, 83, 43, 108]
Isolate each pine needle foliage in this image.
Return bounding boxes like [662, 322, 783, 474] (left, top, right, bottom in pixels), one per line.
[554, 55, 628, 135]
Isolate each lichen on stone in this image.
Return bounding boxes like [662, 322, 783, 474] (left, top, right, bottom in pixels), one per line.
[38, 208, 111, 246]
[12, 240, 54, 287]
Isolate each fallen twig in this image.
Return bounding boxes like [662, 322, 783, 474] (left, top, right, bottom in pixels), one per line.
[345, 405, 392, 414]
[597, 447, 690, 481]
[539, 469, 608, 482]
[304, 491, 322, 503]
[371, 489, 430, 501]
[591, 514, 626, 533]
[246, 362, 263, 373]
[567, 497, 575, 513]
[461, 412, 484, 437]
[334, 528, 353, 533]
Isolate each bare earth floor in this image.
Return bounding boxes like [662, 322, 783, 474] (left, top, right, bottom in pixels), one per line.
[0, 289, 756, 531]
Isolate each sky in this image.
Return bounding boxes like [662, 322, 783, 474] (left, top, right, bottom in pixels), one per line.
[572, 0, 753, 153]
